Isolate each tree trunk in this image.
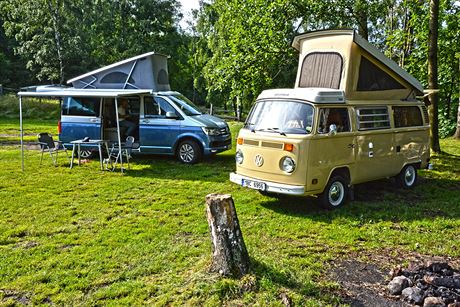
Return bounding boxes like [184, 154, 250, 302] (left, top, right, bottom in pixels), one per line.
[428, 0, 441, 152]
[205, 194, 249, 277]
[455, 59, 460, 139]
[47, 0, 65, 84]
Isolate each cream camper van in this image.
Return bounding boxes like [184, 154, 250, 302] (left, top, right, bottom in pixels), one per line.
[229, 30, 430, 209]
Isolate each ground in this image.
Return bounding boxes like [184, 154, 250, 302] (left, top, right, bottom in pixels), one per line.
[327, 250, 460, 306]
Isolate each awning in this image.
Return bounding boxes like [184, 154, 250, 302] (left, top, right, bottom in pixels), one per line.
[18, 88, 153, 98]
[18, 88, 151, 172]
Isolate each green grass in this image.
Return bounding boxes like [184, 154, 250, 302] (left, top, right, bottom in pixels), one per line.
[0, 118, 459, 305]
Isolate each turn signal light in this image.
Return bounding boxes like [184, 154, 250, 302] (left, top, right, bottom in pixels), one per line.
[283, 143, 294, 152]
[237, 137, 244, 145]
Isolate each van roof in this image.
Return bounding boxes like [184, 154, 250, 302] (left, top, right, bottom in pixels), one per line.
[257, 88, 345, 103]
[292, 29, 423, 100]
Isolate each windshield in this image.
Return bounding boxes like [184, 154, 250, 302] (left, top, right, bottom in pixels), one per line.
[168, 94, 202, 116]
[245, 99, 314, 134]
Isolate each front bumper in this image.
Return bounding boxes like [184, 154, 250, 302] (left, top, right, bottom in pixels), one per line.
[229, 172, 305, 195]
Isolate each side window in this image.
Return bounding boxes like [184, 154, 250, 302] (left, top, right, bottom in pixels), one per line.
[317, 108, 350, 134]
[144, 97, 179, 118]
[393, 106, 423, 127]
[156, 97, 178, 116]
[144, 96, 161, 117]
[62, 97, 100, 116]
[356, 107, 390, 130]
[357, 57, 405, 91]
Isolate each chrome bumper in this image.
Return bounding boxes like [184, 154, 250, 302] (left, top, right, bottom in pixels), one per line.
[229, 172, 305, 195]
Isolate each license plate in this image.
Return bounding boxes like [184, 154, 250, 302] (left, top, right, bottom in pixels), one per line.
[242, 179, 266, 191]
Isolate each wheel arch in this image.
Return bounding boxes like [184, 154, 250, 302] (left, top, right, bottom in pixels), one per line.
[173, 135, 204, 156]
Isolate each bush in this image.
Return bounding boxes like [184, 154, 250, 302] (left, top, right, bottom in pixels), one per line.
[0, 94, 60, 119]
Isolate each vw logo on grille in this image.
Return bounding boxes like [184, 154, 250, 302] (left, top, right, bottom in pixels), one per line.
[254, 154, 264, 167]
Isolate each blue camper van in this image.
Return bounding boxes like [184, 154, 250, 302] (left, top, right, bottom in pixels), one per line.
[54, 51, 231, 163]
[58, 90, 231, 164]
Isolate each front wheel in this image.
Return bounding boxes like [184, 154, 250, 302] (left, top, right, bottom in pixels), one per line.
[396, 164, 417, 189]
[177, 140, 202, 164]
[319, 175, 349, 209]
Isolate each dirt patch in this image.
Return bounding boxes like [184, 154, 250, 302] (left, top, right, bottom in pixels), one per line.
[326, 249, 460, 306]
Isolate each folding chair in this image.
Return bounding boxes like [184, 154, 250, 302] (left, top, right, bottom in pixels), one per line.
[106, 136, 136, 171]
[37, 133, 70, 166]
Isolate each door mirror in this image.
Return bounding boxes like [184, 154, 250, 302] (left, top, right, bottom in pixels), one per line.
[165, 111, 179, 119]
[328, 124, 337, 136]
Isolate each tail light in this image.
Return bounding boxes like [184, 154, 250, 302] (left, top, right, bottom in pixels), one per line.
[58, 120, 62, 134]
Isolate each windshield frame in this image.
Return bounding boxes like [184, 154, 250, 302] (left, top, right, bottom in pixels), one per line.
[167, 94, 202, 116]
[245, 98, 315, 135]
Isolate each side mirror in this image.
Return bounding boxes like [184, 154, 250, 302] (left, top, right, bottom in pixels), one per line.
[165, 111, 178, 119]
[328, 124, 337, 136]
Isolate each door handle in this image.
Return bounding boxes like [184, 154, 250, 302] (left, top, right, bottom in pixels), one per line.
[347, 144, 355, 149]
[141, 119, 150, 123]
[90, 118, 98, 123]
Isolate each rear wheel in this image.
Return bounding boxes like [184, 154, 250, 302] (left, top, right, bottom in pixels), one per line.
[177, 140, 201, 164]
[396, 164, 417, 188]
[319, 175, 349, 209]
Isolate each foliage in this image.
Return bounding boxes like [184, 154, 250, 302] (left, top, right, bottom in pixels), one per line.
[0, 94, 60, 120]
[0, 118, 459, 304]
[195, 0, 300, 112]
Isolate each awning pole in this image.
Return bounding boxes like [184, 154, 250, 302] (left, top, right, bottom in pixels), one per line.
[114, 97, 124, 173]
[19, 95, 24, 171]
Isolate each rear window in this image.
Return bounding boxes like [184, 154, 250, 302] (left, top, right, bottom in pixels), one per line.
[62, 97, 100, 116]
[393, 106, 423, 127]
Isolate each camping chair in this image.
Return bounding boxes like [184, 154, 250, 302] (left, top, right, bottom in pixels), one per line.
[37, 133, 70, 166]
[105, 136, 136, 171]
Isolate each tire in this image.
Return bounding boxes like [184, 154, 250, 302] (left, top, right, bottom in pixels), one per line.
[177, 140, 201, 164]
[319, 175, 349, 209]
[396, 164, 417, 189]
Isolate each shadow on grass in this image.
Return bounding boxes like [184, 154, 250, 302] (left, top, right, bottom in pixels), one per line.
[121, 152, 236, 183]
[259, 176, 460, 222]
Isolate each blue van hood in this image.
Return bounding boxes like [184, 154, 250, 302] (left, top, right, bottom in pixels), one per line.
[191, 114, 228, 128]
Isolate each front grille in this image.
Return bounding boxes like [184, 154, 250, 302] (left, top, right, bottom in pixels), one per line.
[261, 141, 283, 149]
[210, 139, 231, 147]
[243, 139, 259, 146]
[243, 139, 284, 149]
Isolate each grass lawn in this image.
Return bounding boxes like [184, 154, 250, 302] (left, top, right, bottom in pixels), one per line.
[0, 119, 459, 305]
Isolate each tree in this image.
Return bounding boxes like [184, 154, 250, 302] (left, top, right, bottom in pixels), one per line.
[455, 57, 460, 139]
[428, 0, 441, 152]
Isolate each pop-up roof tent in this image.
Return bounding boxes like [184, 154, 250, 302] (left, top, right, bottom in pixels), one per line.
[67, 51, 170, 91]
[291, 29, 424, 101]
[17, 51, 168, 171]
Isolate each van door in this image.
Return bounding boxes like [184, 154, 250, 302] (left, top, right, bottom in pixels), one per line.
[139, 96, 182, 154]
[308, 107, 356, 191]
[354, 106, 398, 182]
[60, 96, 102, 143]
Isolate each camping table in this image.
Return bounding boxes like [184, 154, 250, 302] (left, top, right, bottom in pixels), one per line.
[70, 139, 110, 170]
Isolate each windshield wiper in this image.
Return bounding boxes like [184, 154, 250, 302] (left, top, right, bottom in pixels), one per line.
[261, 127, 286, 136]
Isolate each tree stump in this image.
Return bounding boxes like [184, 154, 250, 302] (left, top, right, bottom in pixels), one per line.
[205, 194, 250, 277]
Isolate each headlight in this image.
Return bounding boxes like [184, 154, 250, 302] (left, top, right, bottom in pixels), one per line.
[280, 156, 295, 173]
[235, 150, 244, 164]
[201, 127, 221, 136]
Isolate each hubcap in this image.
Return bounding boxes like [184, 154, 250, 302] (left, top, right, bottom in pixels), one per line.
[404, 166, 416, 186]
[179, 144, 195, 163]
[328, 181, 344, 206]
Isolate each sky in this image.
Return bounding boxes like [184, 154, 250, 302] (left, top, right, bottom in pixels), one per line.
[178, 0, 201, 30]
